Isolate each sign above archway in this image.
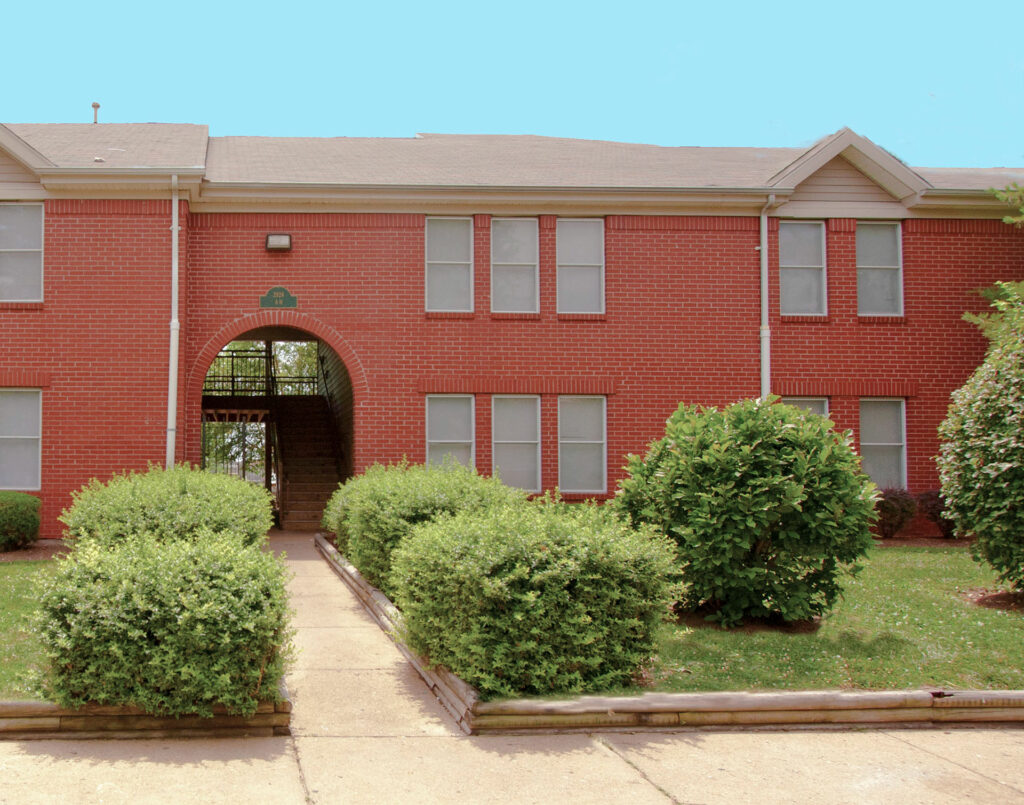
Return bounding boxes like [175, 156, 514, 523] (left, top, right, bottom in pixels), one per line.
[260, 286, 298, 308]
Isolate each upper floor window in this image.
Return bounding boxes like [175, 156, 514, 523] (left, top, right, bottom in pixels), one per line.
[492, 395, 540, 492]
[491, 218, 538, 312]
[857, 222, 902, 316]
[779, 221, 825, 315]
[0, 204, 43, 302]
[557, 219, 604, 313]
[425, 218, 473, 312]
[0, 389, 41, 490]
[859, 398, 906, 489]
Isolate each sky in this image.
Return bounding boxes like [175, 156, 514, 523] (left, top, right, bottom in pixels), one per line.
[4, 0, 1023, 168]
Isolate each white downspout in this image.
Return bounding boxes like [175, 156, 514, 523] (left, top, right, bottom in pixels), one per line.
[759, 193, 776, 399]
[165, 174, 180, 468]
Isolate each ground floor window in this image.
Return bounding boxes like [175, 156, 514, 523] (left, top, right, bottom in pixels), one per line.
[426, 395, 474, 467]
[558, 396, 606, 493]
[0, 389, 41, 490]
[492, 395, 540, 492]
[781, 396, 829, 417]
[859, 398, 906, 488]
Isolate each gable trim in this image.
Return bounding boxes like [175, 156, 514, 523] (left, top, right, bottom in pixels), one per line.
[0, 125, 55, 173]
[768, 128, 930, 201]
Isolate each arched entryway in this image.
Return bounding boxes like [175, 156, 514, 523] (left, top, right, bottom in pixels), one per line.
[186, 314, 363, 530]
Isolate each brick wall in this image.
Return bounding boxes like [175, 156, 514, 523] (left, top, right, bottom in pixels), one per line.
[5, 203, 1024, 539]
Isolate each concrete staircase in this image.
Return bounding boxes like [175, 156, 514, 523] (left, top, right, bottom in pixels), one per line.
[276, 396, 343, 531]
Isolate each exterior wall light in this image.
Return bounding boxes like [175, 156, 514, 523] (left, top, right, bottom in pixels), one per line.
[266, 234, 292, 251]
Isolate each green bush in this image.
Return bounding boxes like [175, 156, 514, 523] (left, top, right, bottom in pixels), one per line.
[939, 283, 1024, 589]
[60, 464, 273, 547]
[34, 532, 292, 716]
[615, 397, 877, 627]
[322, 461, 527, 596]
[0, 491, 40, 551]
[875, 488, 917, 538]
[390, 501, 678, 699]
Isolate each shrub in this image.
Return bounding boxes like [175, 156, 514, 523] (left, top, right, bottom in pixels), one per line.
[615, 397, 877, 627]
[34, 531, 292, 716]
[938, 282, 1024, 589]
[874, 488, 918, 538]
[60, 464, 273, 547]
[916, 490, 957, 539]
[0, 491, 40, 551]
[389, 501, 678, 699]
[322, 461, 527, 596]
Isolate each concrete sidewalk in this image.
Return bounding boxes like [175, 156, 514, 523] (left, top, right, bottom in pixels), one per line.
[1, 531, 1022, 804]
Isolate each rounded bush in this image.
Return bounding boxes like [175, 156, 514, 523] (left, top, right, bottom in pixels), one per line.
[0, 491, 40, 551]
[322, 461, 527, 596]
[60, 464, 273, 547]
[939, 285, 1024, 589]
[34, 531, 292, 716]
[389, 502, 678, 699]
[615, 397, 877, 627]
[875, 488, 917, 538]
[916, 490, 956, 539]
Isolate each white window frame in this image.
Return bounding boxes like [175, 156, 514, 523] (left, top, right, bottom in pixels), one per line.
[492, 395, 541, 493]
[781, 397, 829, 417]
[556, 218, 605, 314]
[425, 217, 474, 313]
[859, 398, 907, 489]
[0, 202, 44, 303]
[558, 395, 607, 494]
[425, 394, 475, 468]
[779, 220, 827, 316]
[0, 388, 42, 491]
[856, 221, 903, 316]
[491, 217, 539, 313]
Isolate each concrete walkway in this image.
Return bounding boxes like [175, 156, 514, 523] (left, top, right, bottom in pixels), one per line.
[1, 531, 1023, 804]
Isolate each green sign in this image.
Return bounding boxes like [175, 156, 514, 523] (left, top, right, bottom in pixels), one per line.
[260, 286, 298, 309]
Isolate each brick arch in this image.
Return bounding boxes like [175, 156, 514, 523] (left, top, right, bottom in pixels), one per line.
[182, 310, 367, 466]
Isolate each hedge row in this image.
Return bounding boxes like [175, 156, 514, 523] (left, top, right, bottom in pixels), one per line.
[32, 465, 291, 717]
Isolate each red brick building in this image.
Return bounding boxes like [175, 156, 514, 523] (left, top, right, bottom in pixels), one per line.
[1, 124, 1022, 538]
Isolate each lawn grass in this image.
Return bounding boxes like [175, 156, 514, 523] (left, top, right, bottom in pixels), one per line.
[639, 545, 1024, 694]
[0, 561, 54, 700]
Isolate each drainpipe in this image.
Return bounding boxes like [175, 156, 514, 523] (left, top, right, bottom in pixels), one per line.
[165, 174, 180, 468]
[759, 194, 777, 399]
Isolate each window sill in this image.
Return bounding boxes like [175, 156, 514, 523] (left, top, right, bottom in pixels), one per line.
[0, 302, 44, 311]
[858, 315, 906, 325]
[425, 311, 475, 320]
[557, 313, 606, 322]
[780, 315, 829, 324]
[490, 312, 541, 321]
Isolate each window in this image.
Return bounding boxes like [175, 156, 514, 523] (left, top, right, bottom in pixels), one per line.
[425, 218, 473, 312]
[781, 397, 828, 417]
[492, 395, 540, 492]
[557, 219, 604, 313]
[779, 221, 826, 315]
[491, 218, 538, 312]
[426, 395, 474, 467]
[0, 389, 41, 490]
[857, 222, 902, 315]
[0, 204, 43, 302]
[558, 396, 606, 493]
[859, 399, 905, 488]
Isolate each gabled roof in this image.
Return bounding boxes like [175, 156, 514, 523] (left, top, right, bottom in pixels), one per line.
[5, 124, 208, 170]
[767, 127, 930, 200]
[0, 124, 54, 172]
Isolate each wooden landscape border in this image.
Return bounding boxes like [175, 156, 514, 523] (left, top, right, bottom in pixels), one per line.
[0, 685, 292, 741]
[314, 534, 1024, 735]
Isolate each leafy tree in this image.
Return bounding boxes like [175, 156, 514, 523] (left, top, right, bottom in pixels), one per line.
[938, 282, 1024, 590]
[994, 183, 1024, 228]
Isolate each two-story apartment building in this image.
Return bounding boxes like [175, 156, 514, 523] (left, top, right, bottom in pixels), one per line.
[2, 123, 1023, 538]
